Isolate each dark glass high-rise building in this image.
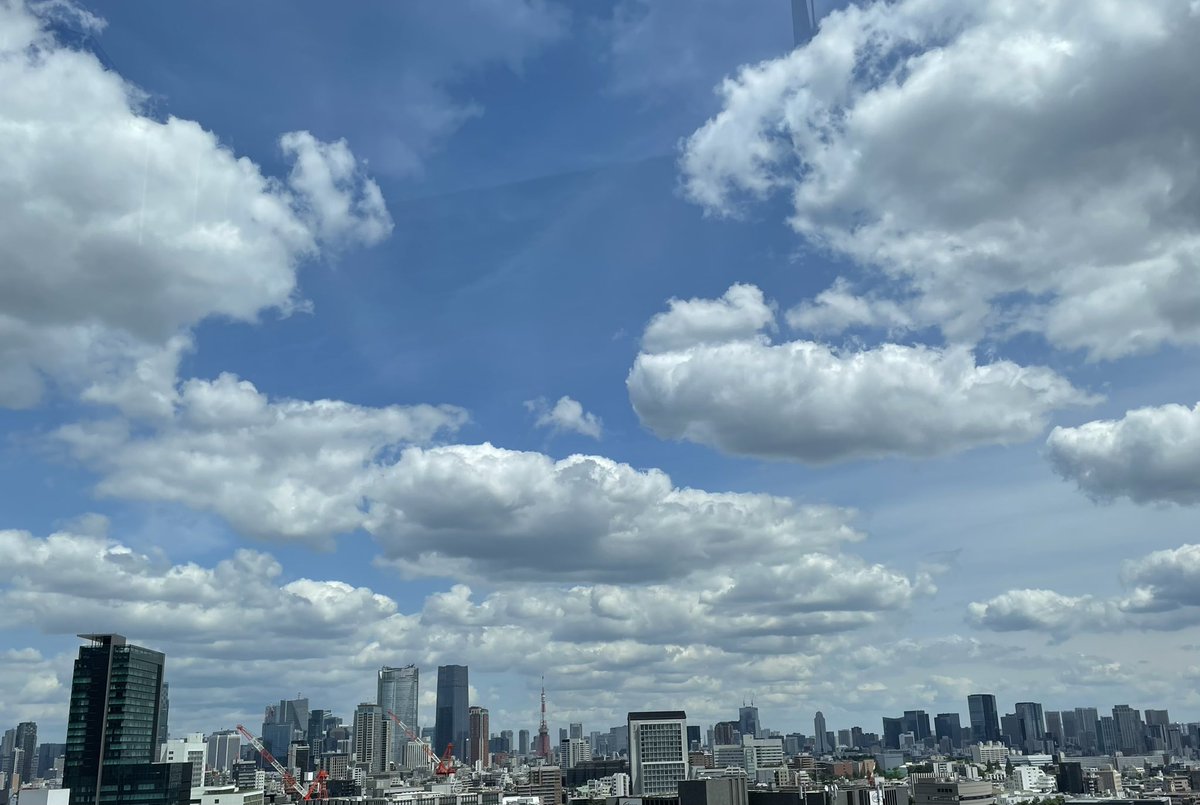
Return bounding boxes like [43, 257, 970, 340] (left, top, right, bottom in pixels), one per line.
[738, 706, 760, 740]
[434, 665, 468, 760]
[967, 694, 1001, 743]
[14, 722, 37, 784]
[62, 634, 191, 805]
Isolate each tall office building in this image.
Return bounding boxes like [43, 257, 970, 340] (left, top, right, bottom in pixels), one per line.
[1074, 707, 1100, 754]
[1044, 712, 1063, 747]
[903, 710, 931, 741]
[714, 722, 738, 747]
[934, 713, 963, 748]
[1060, 710, 1078, 746]
[468, 706, 490, 767]
[628, 711, 688, 796]
[739, 706, 760, 741]
[518, 729, 531, 756]
[967, 695, 1001, 743]
[206, 730, 240, 774]
[353, 703, 390, 774]
[1014, 702, 1045, 752]
[378, 666, 418, 766]
[882, 716, 904, 750]
[62, 634, 191, 805]
[813, 712, 828, 754]
[569, 722, 584, 740]
[1112, 705, 1144, 754]
[1145, 709, 1170, 727]
[434, 665, 469, 760]
[14, 722, 37, 785]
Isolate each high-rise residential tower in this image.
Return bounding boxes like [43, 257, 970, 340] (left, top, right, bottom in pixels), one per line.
[967, 694, 1001, 743]
[434, 665, 469, 760]
[813, 712, 828, 754]
[468, 706, 489, 767]
[353, 703, 390, 774]
[378, 665, 419, 765]
[627, 711, 688, 796]
[62, 634, 191, 805]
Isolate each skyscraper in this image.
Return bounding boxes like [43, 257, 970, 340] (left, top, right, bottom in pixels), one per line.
[14, 722, 36, 785]
[1014, 702, 1045, 752]
[1045, 712, 1063, 748]
[62, 634, 191, 805]
[378, 665, 418, 765]
[353, 703, 390, 774]
[934, 713, 963, 748]
[519, 729, 530, 756]
[434, 665, 469, 760]
[1112, 705, 1144, 754]
[205, 730, 240, 774]
[903, 710, 931, 742]
[468, 706, 490, 767]
[739, 706, 760, 740]
[967, 694, 1001, 743]
[813, 712, 828, 754]
[569, 722, 584, 740]
[1074, 707, 1099, 754]
[628, 711, 688, 796]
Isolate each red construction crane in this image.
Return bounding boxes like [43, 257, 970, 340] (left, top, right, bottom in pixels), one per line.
[385, 710, 457, 775]
[236, 724, 312, 800]
[304, 769, 329, 801]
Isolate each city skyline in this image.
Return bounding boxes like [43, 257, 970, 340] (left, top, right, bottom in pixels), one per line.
[3, 0, 1200, 760]
[8, 649, 1199, 755]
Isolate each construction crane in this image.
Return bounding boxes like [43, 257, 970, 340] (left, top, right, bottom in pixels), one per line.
[385, 711, 457, 775]
[236, 724, 318, 800]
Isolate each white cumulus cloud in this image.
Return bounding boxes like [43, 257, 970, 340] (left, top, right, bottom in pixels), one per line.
[525, 396, 603, 439]
[1047, 402, 1200, 505]
[629, 285, 1096, 463]
[59, 373, 466, 548]
[680, 0, 1200, 359]
[0, 1, 391, 408]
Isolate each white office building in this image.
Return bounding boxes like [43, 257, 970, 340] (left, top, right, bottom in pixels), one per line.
[628, 710, 689, 796]
[161, 733, 206, 785]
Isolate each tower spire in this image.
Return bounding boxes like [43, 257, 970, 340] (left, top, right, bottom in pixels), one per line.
[536, 676, 551, 758]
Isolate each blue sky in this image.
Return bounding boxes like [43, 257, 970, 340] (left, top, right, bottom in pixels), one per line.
[3, 0, 1200, 746]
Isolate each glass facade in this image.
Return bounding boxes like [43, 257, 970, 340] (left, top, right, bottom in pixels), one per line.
[63, 635, 189, 805]
[434, 665, 468, 759]
[378, 665, 419, 763]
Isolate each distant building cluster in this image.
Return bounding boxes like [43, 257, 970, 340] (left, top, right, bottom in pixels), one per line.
[6, 635, 1200, 805]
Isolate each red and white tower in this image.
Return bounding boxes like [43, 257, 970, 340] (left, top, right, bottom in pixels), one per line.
[535, 676, 551, 758]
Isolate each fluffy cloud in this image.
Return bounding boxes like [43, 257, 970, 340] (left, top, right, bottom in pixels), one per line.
[525, 396, 603, 439]
[629, 285, 1095, 463]
[0, 2, 390, 408]
[0, 647, 67, 726]
[0, 521, 920, 736]
[680, 0, 1200, 359]
[1046, 402, 1200, 505]
[59, 373, 466, 548]
[969, 543, 1200, 636]
[966, 590, 1124, 638]
[366, 442, 862, 582]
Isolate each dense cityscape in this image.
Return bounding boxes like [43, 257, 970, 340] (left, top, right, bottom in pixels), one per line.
[3, 635, 1199, 805]
[4, 0, 1200, 805]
